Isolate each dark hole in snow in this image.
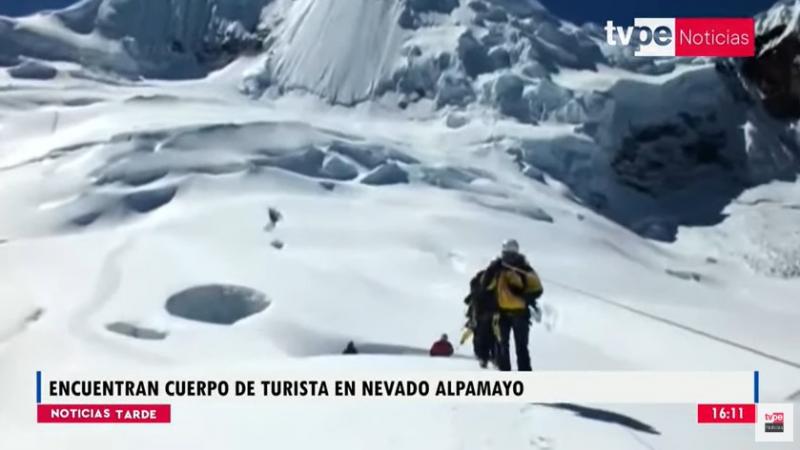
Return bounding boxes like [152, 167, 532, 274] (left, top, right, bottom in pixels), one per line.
[71, 211, 103, 227]
[319, 181, 337, 191]
[106, 322, 168, 340]
[123, 186, 178, 213]
[665, 269, 702, 282]
[166, 285, 269, 325]
[270, 239, 285, 250]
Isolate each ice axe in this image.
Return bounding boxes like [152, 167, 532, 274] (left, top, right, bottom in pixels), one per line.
[459, 327, 473, 346]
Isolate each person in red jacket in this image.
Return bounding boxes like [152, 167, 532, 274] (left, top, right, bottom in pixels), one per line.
[430, 333, 454, 357]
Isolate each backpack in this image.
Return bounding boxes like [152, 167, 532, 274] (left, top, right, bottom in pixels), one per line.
[500, 255, 543, 308]
[464, 265, 500, 318]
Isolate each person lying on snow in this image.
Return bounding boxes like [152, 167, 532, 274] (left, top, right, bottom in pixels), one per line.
[429, 334, 454, 357]
[467, 239, 543, 371]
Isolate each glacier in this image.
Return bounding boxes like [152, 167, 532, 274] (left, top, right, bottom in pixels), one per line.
[1, 1, 799, 450]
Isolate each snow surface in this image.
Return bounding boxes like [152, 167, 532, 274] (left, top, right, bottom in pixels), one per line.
[0, 1, 799, 450]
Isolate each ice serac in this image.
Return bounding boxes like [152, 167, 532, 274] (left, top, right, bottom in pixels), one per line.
[0, 0, 272, 78]
[267, 0, 406, 105]
[756, 0, 800, 52]
[96, 0, 272, 77]
[741, 0, 800, 119]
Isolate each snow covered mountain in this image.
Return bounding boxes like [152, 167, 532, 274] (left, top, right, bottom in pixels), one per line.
[0, 1, 799, 449]
[3, 0, 798, 239]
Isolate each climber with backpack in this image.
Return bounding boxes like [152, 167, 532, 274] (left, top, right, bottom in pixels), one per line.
[463, 267, 499, 368]
[466, 239, 543, 371]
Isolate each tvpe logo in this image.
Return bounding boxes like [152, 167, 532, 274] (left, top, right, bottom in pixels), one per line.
[756, 403, 793, 442]
[765, 412, 785, 433]
[604, 18, 755, 57]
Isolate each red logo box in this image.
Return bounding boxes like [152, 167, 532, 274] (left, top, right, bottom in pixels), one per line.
[675, 18, 755, 57]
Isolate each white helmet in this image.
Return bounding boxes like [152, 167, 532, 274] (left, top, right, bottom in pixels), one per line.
[501, 239, 520, 254]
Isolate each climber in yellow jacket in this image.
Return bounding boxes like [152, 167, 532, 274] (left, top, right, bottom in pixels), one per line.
[475, 239, 543, 371]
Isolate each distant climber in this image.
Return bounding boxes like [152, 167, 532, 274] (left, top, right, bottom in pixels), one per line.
[469, 239, 543, 371]
[342, 341, 359, 355]
[429, 334, 454, 357]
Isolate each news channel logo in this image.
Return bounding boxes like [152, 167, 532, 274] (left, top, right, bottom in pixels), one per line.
[756, 404, 794, 443]
[765, 412, 784, 433]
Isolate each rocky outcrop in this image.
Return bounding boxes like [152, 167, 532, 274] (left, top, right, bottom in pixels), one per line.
[741, 25, 800, 120]
[611, 114, 736, 194]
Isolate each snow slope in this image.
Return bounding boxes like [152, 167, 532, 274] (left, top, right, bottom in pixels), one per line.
[0, 1, 799, 450]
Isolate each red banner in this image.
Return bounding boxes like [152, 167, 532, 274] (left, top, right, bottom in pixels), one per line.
[697, 404, 756, 424]
[675, 18, 755, 57]
[37, 404, 171, 423]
